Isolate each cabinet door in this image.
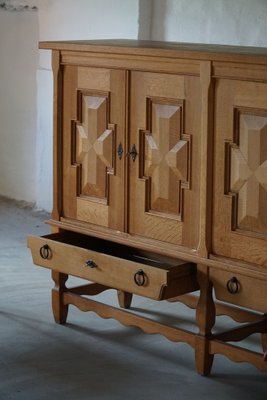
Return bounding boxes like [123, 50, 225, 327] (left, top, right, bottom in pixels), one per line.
[62, 66, 126, 231]
[129, 71, 201, 247]
[212, 79, 267, 266]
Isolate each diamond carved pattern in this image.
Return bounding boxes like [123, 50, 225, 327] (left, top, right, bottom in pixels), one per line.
[141, 99, 190, 218]
[227, 111, 267, 235]
[73, 93, 114, 199]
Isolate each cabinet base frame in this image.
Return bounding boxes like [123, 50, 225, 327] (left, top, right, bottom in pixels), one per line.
[171, 293, 267, 373]
[51, 272, 195, 348]
[51, 272, 267, 375]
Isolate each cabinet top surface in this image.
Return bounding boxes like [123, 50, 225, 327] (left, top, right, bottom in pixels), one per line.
[39, 39, 267, 63]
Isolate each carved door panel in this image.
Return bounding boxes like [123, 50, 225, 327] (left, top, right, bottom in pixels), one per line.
[62, 66, 126, 231]
[212, 79, 267, 265]
[129, 71, 201, 247]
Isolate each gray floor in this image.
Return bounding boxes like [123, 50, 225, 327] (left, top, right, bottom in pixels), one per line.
[0, 196, 267, 400]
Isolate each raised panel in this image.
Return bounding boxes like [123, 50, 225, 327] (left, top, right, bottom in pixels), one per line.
[73, 91, 115, 201]
[226, 109, 267, 236]
[129, 71, 200, 247]
[62, 66, 126, 231]
[212, 79, 267, 266]
[140, 98, 191, 219]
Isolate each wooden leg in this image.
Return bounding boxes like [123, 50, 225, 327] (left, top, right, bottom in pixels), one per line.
[51, 271, 69, 324]
[117, 290, 133, 309]
[195, 336, 214, 376]
[195, 265, 216, 376]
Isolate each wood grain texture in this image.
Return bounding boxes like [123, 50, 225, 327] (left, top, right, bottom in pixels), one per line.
[51, 271, 69, 324]
[229, 111, 267, 235]
[62, 66, 126, 231]
[210, 340, 267, 372]
[168, 294, 262, 323]
[39, 39, 267, 65]
[210, 269, 267, 313]
[212, 79, 267, 265]
[197, 62, 213, 258]
[28, 233, 197, 301]
[129, 71, 200, 248]
[117, 290, 133, 309]
[51, 50, 63, 221]
[63, 292, 196, 348]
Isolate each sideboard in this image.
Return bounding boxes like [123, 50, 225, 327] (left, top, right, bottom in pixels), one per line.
[28, 40, 267, 375]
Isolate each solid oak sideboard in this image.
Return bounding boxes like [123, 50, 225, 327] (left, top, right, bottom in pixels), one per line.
[28, 40, 267, 375]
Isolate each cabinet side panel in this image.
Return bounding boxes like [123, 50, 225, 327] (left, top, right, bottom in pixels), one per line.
[51, 50, 63, 221]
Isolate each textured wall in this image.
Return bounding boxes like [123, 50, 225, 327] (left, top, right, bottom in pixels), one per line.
[151, 0, 267, 46]
[0, 10, 38, 203]
[0, 1, 37, 11]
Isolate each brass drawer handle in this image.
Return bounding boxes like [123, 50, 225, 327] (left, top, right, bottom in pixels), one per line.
[39, 244, 51, 260]
[226, 276, 240, 294]
[85, 259, 97, 268]
[134, 269, 146, 286]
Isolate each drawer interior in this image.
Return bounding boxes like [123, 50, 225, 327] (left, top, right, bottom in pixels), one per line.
[44, 231, 192, 273]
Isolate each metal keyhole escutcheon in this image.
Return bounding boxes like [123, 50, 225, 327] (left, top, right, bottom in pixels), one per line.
[117, 143, 123, 160]
[85, 259, 97, 268]
[128, 144, 138, 162]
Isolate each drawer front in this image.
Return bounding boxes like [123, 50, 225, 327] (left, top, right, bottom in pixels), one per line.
[28, 233, 198, 301]
[210, 269, 267, 313]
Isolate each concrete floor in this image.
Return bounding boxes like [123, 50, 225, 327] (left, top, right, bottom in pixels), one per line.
[0, 196, 267, 400]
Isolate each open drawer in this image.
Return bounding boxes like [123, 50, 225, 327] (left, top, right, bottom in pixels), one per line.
[28, 231, 198, 301]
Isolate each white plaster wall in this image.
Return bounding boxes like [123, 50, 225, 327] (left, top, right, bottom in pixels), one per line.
[38, 0, 139, 41]
[0, 10, 38, 203]
[151, 0, 267, 46]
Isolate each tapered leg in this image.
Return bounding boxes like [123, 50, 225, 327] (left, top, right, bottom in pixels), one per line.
[195, 336, 214, 376]
[51, 271, 69, 324]
[195, 265, 216, 376]
[117, 290, 133, 309]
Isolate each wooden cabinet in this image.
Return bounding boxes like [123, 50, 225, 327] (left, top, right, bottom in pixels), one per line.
[28, 40, 267, 376]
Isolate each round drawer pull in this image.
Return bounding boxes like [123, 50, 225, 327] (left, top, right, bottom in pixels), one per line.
[85, 259, 97, 268]
[226, 276, 240, 294]
[134, 269, 146, 286]
[39, 244, 51, 260]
